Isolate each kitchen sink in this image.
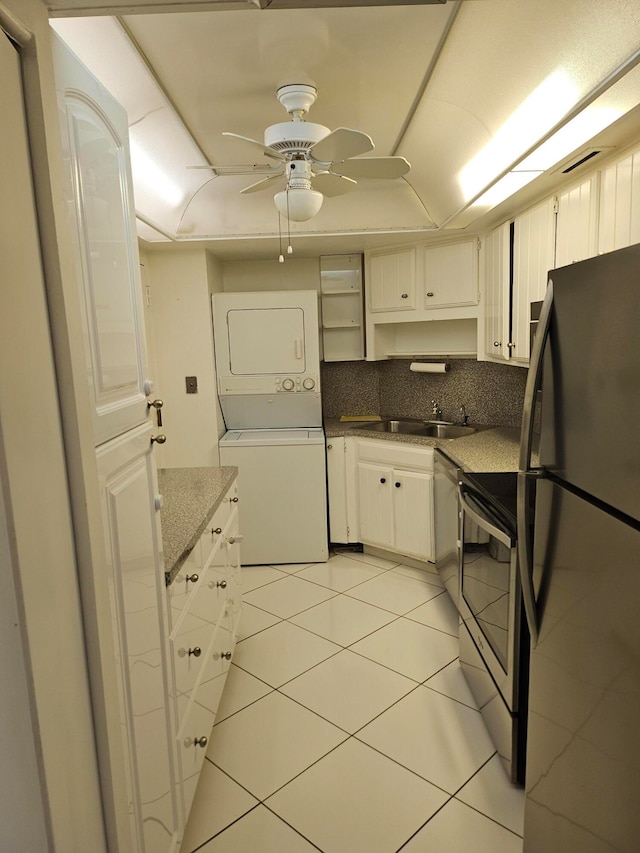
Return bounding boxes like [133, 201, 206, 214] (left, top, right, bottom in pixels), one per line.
[359, 419, 476, 439]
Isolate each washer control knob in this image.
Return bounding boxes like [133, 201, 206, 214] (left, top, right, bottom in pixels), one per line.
[282, 378, 295, 391]
[302, 377, 315, 390]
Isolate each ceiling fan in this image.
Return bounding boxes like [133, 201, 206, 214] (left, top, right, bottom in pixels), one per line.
[193, 84, 410, 221]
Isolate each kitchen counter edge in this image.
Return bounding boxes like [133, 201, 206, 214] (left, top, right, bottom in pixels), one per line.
[158, 466, 238, 585]
[324, 419, 532, 473]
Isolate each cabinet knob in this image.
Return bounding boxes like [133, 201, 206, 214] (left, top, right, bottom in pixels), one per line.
[395, 482, 401, 488]
[214, 651, 232, 661]
[380, 477, 386, 484]
[188, 646, 202, 657]
[327, 444, 332, 450]
[493, 341, 502, 347]
[230, 496, 239, 503]
[193, 736, 208, 749]
[401, 293, 408, 299]
[227, 535, 243, 545]
[426, 291, 434, 297]
[211, 527, 222, 535]
[216, 579, 227, 589]
[185, 573, 199, 584]
[150, 434, 167, 445]
[507, 342, 517, 349]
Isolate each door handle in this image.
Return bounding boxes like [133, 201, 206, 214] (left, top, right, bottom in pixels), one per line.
[147, 398, 164, 427]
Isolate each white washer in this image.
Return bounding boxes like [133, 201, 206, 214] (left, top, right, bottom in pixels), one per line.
[219, 428, 328, 566]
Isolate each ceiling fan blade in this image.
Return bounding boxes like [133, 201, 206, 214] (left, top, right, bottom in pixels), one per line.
[332, 156, 411, 180]
[310, 127, 374, 164]
[222, 131, 287, 162]
[240, 173, 286, 194]
[311, 172, 357, 198]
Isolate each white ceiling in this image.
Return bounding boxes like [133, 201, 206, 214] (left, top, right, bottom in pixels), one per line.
[49, 0, 640, 259]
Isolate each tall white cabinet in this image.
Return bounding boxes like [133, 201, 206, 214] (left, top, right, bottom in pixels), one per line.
[54, 36, 179, 853]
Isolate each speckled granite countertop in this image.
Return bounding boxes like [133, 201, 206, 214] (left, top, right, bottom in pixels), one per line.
[324, 419, 535, 472]
[158, 466, 237, 583]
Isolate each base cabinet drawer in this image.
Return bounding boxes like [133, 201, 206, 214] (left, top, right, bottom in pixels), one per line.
[177, 695, 216, 821]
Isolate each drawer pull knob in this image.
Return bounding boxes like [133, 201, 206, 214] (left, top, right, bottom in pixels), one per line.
[193, 736, 208, 748]
[214, 651, 232, 661]
[426, 291, 434, 297]
[227, 535, 244, 545]
[216, 580, 227, 589]
[188, 646, 202, 657]
[211, 527, 222, 535]
[231, 496, 239, 503]
[395, 482, 401, 488]
[493, 341, 502, 347]
[380, 477, 386, 484]
[185, 573, 199, 584]
[401, 293, 408, 299]
[150, 433, 167, 445]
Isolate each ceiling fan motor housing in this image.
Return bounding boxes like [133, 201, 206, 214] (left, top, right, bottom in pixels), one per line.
[264, 121, 331, 157]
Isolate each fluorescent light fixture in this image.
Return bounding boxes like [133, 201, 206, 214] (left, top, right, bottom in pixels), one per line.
[514, 107, 622, 171]
[465, 169, 542, 214]
[130, 141, 184, 208]
[459, 70, 578, 202]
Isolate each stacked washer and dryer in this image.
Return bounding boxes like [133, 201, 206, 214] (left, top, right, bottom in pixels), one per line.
[212, 290, 328, 566]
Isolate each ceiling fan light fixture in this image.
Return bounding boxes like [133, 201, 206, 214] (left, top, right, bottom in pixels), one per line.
[274, 188, 323, 221]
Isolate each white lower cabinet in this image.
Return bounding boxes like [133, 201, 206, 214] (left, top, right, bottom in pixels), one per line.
[167, 478, 241, 838]
[356, 439, 434, 562]
[326, 436, 359, 543]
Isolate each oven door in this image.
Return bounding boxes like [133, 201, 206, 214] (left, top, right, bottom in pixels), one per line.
[458, 484, 522, 713]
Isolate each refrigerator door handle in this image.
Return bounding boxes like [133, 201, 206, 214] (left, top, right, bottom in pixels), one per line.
[519, 278, 554, 473]
[517, 470, 539, 646]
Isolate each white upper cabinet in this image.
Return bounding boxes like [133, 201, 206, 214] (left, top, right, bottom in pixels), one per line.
[320, 254, 365, 362]
[55, 36, 150, 445]
[598, 146, 640, 254]
[483, 223, 511, 362]
[555, 175, 599, 268]
[423, 241, 478, 309]
[368, 246, 417, 312]
[511, 197, 556, 364]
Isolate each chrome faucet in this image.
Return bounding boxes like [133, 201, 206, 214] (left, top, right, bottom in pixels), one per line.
[459, 405, 469, 426]
[431, 399, 442, 419]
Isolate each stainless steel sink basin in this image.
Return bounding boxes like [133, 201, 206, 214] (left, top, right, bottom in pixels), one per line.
[359, 419, 476, 439]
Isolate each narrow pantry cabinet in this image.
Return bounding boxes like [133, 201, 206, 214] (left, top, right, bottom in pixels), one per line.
[598, 144, 640, 253]
[356, 439, 434, 562]
[483, 222, 511, 362]
[326, 437, 359, 544]
[167, 476, 241, 827]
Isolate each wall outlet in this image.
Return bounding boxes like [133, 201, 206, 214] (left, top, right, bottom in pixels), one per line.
[185, 376, 198, 394]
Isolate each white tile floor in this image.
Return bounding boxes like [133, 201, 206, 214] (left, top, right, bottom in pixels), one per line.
[180, 551, 524, 853]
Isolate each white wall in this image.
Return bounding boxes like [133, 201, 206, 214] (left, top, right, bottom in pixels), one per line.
[145, 248, 222, 467]
[222, 256, 320, 292]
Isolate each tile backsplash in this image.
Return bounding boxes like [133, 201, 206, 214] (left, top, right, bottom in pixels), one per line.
[321, 359, 528, 428]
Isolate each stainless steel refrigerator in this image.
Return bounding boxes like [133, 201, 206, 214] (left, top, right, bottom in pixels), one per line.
[518, 243, 640, 853]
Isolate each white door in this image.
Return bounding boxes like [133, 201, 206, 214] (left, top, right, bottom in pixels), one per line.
[96, 423, 179, 852]
[52, 36, 179, 853]
[53, 33, 151, 445]
[392, 470, 434, 561]
[228, 307, 307, 374]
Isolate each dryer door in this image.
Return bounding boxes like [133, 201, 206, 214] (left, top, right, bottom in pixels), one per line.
[228, 307, 306, 375]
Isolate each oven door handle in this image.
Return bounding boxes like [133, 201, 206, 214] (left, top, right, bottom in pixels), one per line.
[458, 486, 513, 549]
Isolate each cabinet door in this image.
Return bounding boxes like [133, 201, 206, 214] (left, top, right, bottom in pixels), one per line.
[54, 36, 151, 445]
[598, 147, 640, 253]
[512, 198, 556, 363]
[357, 462, 394, 549]
[327, 438, 349, 543]
[555, 176, 599, 268]
[483, 224, 511, 361]
[96, 422, 179, 853]
[368, 248, 416, 312]
[423, 241, 478, 309]
[392, 470, 434, 561]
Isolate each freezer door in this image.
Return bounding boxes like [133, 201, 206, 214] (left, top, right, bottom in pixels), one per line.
[539, 244, 640, 522]
[524, 478, 640, 852]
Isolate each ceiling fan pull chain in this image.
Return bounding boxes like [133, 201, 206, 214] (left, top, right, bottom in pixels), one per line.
[286, 190, 293, 255]
[278, 211, 284, 263]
